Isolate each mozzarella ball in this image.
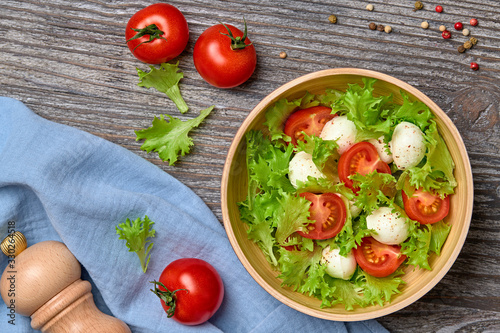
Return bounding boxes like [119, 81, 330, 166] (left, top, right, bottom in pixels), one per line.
[368, 136, 393, 164]
[320, 115, 357, 155]
[366, 207, 409, 245]
[321, 246, 357, 280]
[391, 122, 426, 170]
[288, 151, 325, 188]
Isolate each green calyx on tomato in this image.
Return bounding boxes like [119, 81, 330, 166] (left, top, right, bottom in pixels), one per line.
[126, 24, 167, 51]
[220, 19, 252, 50]
[149, 280, 187, 318]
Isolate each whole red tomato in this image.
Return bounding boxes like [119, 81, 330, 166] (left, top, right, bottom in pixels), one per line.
[150, 258, 224, 325]
[193, 21, 257, 88]
[125, 3, 189, 64]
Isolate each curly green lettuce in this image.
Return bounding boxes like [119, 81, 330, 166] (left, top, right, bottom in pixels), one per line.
[135, 106, 214, 165]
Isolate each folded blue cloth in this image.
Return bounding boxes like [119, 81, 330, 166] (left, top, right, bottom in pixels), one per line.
[0, 97, 388, 333]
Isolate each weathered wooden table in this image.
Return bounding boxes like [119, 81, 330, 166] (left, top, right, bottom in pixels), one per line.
[1, 0, 498, 331]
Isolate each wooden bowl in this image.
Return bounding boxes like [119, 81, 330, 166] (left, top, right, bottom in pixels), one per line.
[221, 68, 473, 321]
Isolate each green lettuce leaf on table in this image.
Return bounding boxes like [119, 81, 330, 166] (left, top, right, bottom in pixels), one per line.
[135, 106, 214, 165]
[137, 61, 189, 114]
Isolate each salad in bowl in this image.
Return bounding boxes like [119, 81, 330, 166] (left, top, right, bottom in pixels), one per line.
[221, 69, 473, 320]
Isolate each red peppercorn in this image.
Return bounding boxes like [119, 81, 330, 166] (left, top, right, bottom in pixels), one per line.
[442, 30, 451, 39]
[454, 22, 463, 30]
[470, 18, 478, 26]
[470, 62, 479, 71]
[435, 5, 443, 13]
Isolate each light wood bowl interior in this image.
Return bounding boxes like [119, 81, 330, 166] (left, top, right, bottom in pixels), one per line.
[221, 68, 473, 321]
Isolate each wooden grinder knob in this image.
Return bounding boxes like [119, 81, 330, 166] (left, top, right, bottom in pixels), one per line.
[0, 232, 130, 333]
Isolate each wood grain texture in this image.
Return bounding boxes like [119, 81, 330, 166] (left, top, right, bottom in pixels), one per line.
[0, 0, 498, 332]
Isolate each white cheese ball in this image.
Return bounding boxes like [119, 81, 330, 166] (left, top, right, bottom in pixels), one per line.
[288, 151, 325, 188]
[391, 122, 426, 170]
[368, 136, 393, 164]
[320, 115, 357, 155]
[321, 246, 357, 280]
[366, 207, 409, 245]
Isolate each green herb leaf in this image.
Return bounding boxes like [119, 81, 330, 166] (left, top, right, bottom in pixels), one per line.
[135, 106, 214, 165]
[401, 220, 432, 270]
[137, 62, 189, 114]
[116, 216, 156, 273]
[351, 171, 397, 214]
[429, 220, 451, 256]
[358, 268, 405, 307]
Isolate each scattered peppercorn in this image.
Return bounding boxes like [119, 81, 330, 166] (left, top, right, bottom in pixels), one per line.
[435, 5, 443, 13]
[470, 62, 479, 71]
[470, 18, 478, 26]
[384, 25, 392, 33]
[279, 51, 287, 59]
[439, 25, 446, 32]
[377, 24, 385, 32]
[369, 22, 377, 30]
[442, 30, 451, 39]
[366, 4, 374, 11]
[457, 45, 466, 53]
[421, 21, 429, 29]
[462, 28, 470, 36]
[470, 37, 478, 45]
[463, 41, 473, 49]
[454, 22, 463, 31]
[414, 1, 424, 10]
[328, 14, 337, 24]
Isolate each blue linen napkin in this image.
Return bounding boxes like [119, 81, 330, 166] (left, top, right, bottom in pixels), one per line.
[0, 97, 388, 333]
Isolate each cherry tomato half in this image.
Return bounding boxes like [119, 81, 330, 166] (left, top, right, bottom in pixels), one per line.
[297, 192, 347, 240]
[402, 188, 450, 224]
[353, 237, 407, 278]
[193, 22, 256, 88]
[125, 3, 189, 64]
[150, 258, 224, 325]
[338, 142, 391, 190]
[284, 106, 336, 146]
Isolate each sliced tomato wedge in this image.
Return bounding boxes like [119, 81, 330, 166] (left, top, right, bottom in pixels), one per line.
[402, 188, 450, 224]
[353, 237, 407, 278]
[297, 192, 346, 240]
[284, 106, 336, 146]
[338, 141, 391, 190]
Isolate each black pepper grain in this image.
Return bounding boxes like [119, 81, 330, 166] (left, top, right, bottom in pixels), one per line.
[377, 24, 385, 32]
[369, 22, 377, 30]
[414, 1, 424, 11]
[458, 45, 466, 53]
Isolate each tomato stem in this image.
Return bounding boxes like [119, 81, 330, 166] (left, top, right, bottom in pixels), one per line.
[126, 24, 167, 51]
[150, 280, 187, 318]
[220, 18, 253, 50]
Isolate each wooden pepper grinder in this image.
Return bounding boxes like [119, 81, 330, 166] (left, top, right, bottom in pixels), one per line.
[0, 232, 130, 333]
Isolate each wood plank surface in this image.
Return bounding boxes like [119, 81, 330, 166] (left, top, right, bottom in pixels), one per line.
[0, 0, 499, 332]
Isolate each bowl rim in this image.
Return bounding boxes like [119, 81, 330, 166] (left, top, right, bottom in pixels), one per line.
[221, 68, 474, 321]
